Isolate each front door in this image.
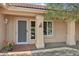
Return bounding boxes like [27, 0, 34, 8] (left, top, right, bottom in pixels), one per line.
[17, 21, 28, 44]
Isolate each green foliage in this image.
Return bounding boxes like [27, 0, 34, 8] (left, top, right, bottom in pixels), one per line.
[44, 10, 53, 20]
[44, 3, 79, 21]
[47, 3, 65, 10]
[2, 42, 15, 52]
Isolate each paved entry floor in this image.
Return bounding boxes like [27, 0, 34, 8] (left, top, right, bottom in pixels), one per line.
[12, 44, 36, 52]
[0, 44, 36, 56]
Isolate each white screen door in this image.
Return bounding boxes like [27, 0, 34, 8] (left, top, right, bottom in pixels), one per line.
[17, 21, 28, 44]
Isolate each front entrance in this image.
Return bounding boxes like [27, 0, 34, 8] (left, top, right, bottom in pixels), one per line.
[16, 20, 28, 44]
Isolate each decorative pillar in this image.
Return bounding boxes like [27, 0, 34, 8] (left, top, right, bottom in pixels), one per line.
[66, 20, 76, 46]
[35, 15, 45, 48]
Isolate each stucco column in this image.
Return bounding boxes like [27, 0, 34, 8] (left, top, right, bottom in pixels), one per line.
[0, 14, 5, 49]
[35, 15, 45, 48]
[66, 20, 76, 46]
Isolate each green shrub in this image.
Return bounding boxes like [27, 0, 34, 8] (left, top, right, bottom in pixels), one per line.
[2, 42, 15, 52]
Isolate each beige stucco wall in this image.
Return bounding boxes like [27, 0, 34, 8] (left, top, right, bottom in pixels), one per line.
[6, 15, 67, 45]
[0, 14, 5, 49]
[6, 16, 16, 43]
[76, 21, 79, 41]
[45, 19, 67, 43]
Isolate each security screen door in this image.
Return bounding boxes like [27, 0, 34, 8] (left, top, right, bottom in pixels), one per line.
[18, 21, 27, 44]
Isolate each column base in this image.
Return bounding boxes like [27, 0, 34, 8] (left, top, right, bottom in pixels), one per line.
[36, 44, 45, 49]
[66, 41, 76, 46]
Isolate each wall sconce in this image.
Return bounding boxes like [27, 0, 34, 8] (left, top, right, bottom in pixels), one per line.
[39, 23, 42, 28]
[0, 18, 8, 25]
[4, 18, 8, 24]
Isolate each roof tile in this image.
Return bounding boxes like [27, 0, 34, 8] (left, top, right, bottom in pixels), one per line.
[7, 3, 47, 10]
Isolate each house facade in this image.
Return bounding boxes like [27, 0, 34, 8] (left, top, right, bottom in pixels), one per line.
[0, 3, 79, 49]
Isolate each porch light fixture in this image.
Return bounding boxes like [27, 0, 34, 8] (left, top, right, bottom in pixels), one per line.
[4, 18, 8, 24]
[0, 18, 8, 24]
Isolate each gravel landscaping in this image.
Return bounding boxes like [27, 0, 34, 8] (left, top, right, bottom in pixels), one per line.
[32, 47, 79, 56]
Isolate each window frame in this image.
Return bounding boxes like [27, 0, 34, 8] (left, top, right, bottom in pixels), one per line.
[43, 20, 53, 36]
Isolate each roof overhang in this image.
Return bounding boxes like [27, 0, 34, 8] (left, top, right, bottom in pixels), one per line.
[0, 5, 46, 17]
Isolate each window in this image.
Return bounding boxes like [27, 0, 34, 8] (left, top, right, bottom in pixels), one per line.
[43, 21, 53, 35]
[31, 21, 35, 39]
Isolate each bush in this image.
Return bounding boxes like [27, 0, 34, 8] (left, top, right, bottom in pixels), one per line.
[3, 43, 14, 51]
[2, 40, 15, 52]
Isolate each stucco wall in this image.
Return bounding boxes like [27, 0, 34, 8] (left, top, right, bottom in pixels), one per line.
[0, 14, 5, 49]
[6, 16, 16, 43]
[45, 20, 67, 43]
[76, 21, 79, 41]
[6, 16, 67, 44]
